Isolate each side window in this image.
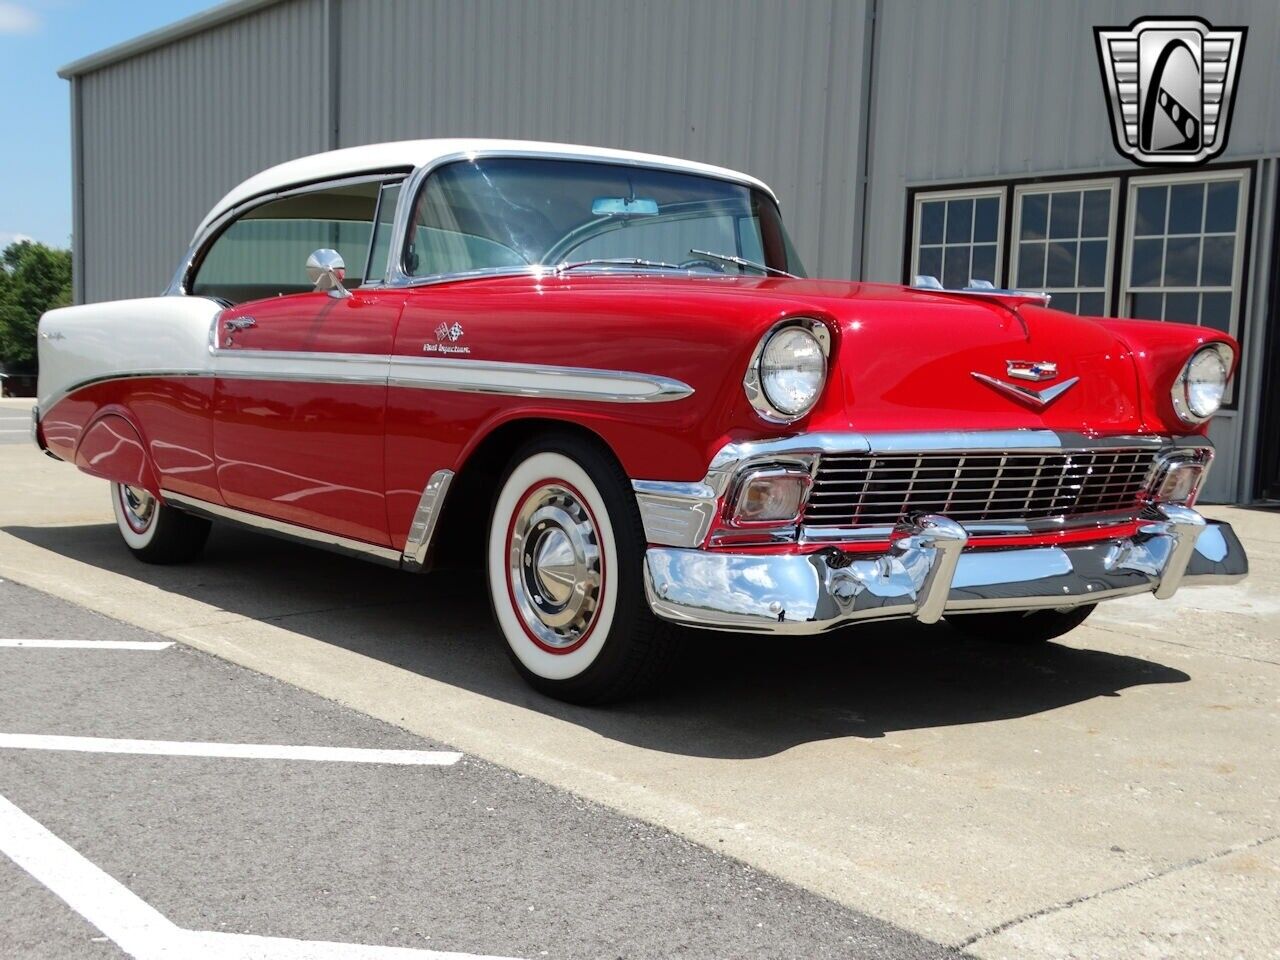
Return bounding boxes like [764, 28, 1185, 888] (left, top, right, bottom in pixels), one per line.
[1010, 181, 1117, 315]
[191, 180, 381, 305]
[363, 182, 402, 284]
[912, 189, 1003, 288]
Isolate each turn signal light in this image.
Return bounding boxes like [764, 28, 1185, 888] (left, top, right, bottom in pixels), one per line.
[1154, 461, 1205, 505]
[731, 469, 811, 524]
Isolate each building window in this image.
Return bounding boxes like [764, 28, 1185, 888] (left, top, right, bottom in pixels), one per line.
[1010, 181, 1118, 315]
[1121, 170, 1248, 337]
[911, 188, 1004, 289]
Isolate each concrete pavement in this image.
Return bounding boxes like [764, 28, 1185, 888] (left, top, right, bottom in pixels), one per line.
[2, 577, 951, 959]
[1, 436, 1277, 958]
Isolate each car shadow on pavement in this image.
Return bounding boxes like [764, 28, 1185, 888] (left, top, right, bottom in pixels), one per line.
[7, 522, 1191, 760]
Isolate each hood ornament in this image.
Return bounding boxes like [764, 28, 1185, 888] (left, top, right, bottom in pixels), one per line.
[972, 371, 1079, 409]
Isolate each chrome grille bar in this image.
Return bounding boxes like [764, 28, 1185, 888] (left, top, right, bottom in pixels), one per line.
[805, 448, 1157, 528]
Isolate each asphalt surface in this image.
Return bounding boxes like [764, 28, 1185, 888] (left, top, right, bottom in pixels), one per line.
[0, 576, 959, 960]
[2, 439, 1278, 958]
[0, 404, 30, 445]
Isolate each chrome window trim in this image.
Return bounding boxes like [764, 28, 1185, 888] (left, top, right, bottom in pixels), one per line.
[167, 170, 415, 297]
[387, 149, 782, 289]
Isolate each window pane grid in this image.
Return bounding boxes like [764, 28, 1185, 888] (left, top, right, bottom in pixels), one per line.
[1122, 172, 1246, 402]
[1011, 183, 1114, 316]
[914, 192, 1002, 289]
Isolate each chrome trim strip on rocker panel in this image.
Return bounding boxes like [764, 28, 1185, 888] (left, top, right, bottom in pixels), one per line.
[401, 469, 454, 571]
[163, 491, 404, 567]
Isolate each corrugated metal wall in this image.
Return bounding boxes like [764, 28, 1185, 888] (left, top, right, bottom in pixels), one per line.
[72, 0, 869, 302]
[862, 0, 1280, 283]
[861, 0, 1279, 503]
[337, 0, 869, 280]
[76, 0, 328, 302]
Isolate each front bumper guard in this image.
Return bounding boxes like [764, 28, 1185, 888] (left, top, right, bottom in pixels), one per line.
[643, 504, 1247, 634]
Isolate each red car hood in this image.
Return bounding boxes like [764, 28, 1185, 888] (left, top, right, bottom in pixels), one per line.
[650, 277, 1147, 436]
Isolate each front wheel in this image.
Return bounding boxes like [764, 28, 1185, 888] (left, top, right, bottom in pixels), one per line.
[111, 482, 211, 564]
[486, 435, 678, 704]
[945, 604, 1097, 644]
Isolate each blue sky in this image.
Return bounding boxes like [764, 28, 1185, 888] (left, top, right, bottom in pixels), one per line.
[0, 0, 216, 249]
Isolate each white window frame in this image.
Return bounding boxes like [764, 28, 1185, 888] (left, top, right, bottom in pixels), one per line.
[910, 185, 1006, 288]
[1008, 178, 1120, 314]
[1119, 168, 1250, 339]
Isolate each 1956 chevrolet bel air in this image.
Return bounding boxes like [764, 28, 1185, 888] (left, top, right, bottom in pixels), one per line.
[35, 139, 1248, 702]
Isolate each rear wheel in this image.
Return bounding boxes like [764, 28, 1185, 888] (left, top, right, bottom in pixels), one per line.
[486, 434, 678, 704]
[111, 482, 211, 564]
[945, 604, 1097, 644]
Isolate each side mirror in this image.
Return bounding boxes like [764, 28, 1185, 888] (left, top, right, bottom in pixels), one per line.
[306, 249, 353, 299]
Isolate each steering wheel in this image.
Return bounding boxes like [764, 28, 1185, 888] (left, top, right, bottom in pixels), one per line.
[677, 256, 727, 273]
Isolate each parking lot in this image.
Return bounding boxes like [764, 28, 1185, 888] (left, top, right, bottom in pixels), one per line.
[1, 400, 1278, 958]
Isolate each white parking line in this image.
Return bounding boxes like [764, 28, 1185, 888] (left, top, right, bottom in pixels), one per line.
[0, 793, 524, 959]
[0, 734, 463, 765]
[0, 638, 174, 650]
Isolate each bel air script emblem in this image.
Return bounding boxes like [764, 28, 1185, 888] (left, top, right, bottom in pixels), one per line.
[424, 321, 470, 355]
[972, 361, 1078, 410]
[1095, 17, 1246, 166]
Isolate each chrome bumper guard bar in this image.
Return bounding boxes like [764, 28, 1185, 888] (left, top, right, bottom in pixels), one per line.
[643, 504, 1248, 634]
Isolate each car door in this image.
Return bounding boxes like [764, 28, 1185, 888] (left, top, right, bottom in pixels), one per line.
[192, 177, 406, 546]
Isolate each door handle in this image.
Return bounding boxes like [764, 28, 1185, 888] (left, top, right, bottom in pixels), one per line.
[224, 317, 256, 332]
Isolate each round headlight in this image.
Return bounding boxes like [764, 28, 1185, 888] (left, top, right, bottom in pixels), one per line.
[1172, 345, 1231, 424]
[757, 326, 827, 418]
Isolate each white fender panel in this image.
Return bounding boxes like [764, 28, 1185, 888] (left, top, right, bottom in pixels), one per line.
[37, 297, 223, 411]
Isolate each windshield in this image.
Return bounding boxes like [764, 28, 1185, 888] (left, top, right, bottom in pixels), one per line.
[402, 157, 804, 279]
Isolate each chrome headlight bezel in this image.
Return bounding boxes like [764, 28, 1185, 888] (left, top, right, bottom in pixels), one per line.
[1171, 343, 1233, 425]
[743, 319, 830, 423]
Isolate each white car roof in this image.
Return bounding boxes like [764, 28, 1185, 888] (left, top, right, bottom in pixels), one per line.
[193, 138, 776, 242]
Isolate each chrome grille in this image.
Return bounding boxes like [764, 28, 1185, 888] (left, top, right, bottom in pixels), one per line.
[804, 448, 1157, 528]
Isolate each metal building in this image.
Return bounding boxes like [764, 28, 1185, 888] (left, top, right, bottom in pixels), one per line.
[59, 0, 1280, 503]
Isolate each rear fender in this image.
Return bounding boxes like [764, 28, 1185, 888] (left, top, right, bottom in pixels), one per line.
[74, 412, 161, 497]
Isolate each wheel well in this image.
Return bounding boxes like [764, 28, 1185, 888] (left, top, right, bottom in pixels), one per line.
[428, 418, 620, 571]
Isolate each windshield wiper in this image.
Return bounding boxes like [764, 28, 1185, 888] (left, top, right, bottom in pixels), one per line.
[689, 249, 795, 278]
[555, 257, 688, 274]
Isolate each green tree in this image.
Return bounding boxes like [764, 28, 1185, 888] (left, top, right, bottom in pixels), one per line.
[0, 240, 73, 373]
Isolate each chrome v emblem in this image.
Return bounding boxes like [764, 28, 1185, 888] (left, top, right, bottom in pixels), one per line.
[971, 372, 1079, 409]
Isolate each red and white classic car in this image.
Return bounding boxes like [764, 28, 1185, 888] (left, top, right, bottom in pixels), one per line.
[35, 139, 1247, 702]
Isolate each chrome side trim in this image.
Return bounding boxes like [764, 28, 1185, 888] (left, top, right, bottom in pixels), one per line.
[387, 355, 693, 403]
[401, 469, 454, 571]
[162, 491, 402, 567]
[631, 479, 719, 548]
[42, 356, 693, 409]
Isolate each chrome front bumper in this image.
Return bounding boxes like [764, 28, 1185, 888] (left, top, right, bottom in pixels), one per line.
[643, 505, 1248, 634]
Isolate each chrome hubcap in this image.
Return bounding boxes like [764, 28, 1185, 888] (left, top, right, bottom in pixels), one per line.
[508, 483, 602, 651]
[120, 485, 156, 532]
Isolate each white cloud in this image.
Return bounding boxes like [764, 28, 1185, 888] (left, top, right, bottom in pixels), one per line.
[0, 232, 36, 248]
[0, 3, 40, 34]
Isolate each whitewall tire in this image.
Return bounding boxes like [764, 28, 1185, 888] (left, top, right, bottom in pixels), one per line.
[486, 435, 678, 703]
[110, 482, 212, 564]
